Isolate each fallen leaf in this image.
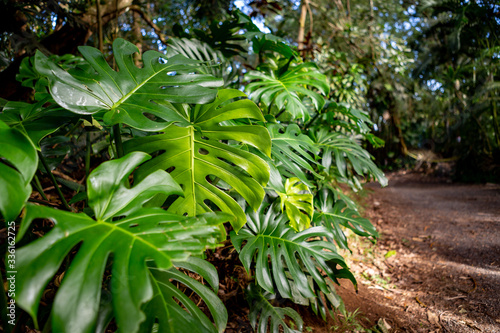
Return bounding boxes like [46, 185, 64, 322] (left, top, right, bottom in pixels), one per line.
[427, 310, 440, 326]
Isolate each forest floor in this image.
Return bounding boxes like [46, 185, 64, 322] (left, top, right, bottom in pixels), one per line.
[297, 171, 500, 333]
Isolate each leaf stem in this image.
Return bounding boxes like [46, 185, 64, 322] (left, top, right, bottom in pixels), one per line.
[305, 113, 320, 129]
[85, 131, 91, 181]
[275, 108, 286, 120]
[113, 124, 124, 158]
[32, 174, 48, 201]
[37, 151, 71, 211]
[64, 120, 82, 137]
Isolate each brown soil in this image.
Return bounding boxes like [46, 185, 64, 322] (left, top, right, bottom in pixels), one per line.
[317, 171, 500, 333]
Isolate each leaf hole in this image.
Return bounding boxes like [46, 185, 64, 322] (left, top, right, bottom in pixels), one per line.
[166, 166, 176, 173]
[129, 223, 139, 228]
[158, 57, 167, 64]
[203, 199, 216, 210]
[198, 148, 209, 155]
[201, 136, 209, 140]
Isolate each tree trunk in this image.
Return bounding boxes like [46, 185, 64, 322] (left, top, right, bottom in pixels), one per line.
[297, 0, 308, 54]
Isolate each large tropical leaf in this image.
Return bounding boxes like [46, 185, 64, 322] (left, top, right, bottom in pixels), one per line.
[0, 99, 76, 149]
[168, 37, 237, 87]
[245, 62, 329, 121]
[267, 123, 321, 187]
[287, 276, 345, 322]
[314, 189, 378, 250]
[34, 38, 223, 131]
[231, 204, 355, 300]
[0, 120, 37, 221]
[14, 152, 231, 333]
[140, 257, 227, 333]
[313, 128, 387, 187]
[277, 177, 314, 232]
[124, 89, 271, 231]
[246, 283, 303, 333]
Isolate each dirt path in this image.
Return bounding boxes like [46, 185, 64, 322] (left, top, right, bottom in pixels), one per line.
[330, 172, 500, 332]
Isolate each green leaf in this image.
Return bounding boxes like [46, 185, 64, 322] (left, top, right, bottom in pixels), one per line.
[0, 99, 76, 149]
[385, 250, 397, 259]
[267, 123, 321, 187]
[0, 120, 37, 221]
[305, 279, 345, 322]
[124, 89, 271, 231]
[251, 35, 298, 59]
[34, 38, 223, 131]
[168, 37, 237, 87]
[15, 152, 230, 332]
[313, 129, 387, 187]
[245, 62, 329, 121]
[277, 177, 313, 232]
[246, 283, 303, 333]
[231, 204, 355, 300]
[313, 189, 378, 250]
[140, 257, 227, 333]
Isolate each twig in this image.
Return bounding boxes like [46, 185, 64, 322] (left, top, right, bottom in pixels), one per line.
[415, 296, 427, 308]
[37, 151, 71, 211]
[128, 5, 168, 46]
[32, 174, 48, 201]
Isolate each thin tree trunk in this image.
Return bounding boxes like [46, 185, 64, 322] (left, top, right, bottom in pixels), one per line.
[132, 11, 143, 66]
[96, 0, 104, 52]
[369, 0, 374, 59]
[346, 0, 351, 21]
[297, 0, 308, 54]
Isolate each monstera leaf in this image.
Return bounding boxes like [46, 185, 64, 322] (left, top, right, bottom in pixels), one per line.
[313, 128, 387, 187]
[267, 123, 321, 187]
[168, 37, 237, 87]
[231, 204, 355, 300]
[245, 62, 329, 121]
[34, 38, 223, 131]
[14, 152, 231, 332]
[0, 120, 37, 221]
[276, 177, 314, 232]
[124, 89, 271, 231]
[289, 277, 345, 322]
[0, 99, 76, 149]
[314, 189, 378, 250]
[140, 257, 227, 333]
[246, 283, 303, 333]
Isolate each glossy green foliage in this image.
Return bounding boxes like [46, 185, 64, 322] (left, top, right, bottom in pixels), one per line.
[14, 152, 230, 332]
[124, 89, 271, 231]
[35, 38, 223, 131]
[168, 37, 237, 87]
[313, 128, 387, 188]
[0, 120, 37, 221]
[245, 62, 329, 121]
[246, 283, 303, 333]
[314, 189, 378, 250]
[16, 54, 88, 100]
[277, 177, 314, 232]
[141, 257, 227, 333]
[231, 205, 355, 301]
[0, 99, 75, 149]
[267, 123, 321, 187]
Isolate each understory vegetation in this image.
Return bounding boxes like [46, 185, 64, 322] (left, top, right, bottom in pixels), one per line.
[1, 0, 498, 332]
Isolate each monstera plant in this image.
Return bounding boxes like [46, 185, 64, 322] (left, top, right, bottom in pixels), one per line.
[1, 25, 386, 332]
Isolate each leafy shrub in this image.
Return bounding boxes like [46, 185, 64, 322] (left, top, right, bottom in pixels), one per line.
[1, 18, 386, 332]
